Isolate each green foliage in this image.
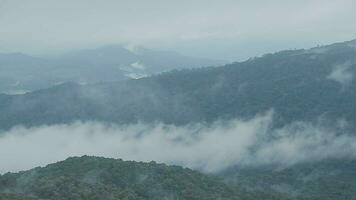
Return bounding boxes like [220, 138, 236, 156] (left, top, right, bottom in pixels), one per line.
[0, 156, 245, 200]
[222, 159, 356, 200]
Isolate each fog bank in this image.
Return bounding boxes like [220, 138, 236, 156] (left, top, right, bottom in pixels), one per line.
[1, 112, 355, 174]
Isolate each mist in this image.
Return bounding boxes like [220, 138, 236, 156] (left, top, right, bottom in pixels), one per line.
[1, 0, 356, 60]
[327, 63, 354, 86]
[1, 112, 355, 174]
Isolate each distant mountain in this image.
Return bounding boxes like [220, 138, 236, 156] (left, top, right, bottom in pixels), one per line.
[1, 40, 356, 130]
[0, 53, 50, 94]
[0, 46, 225, 94]
[0, 156, 285, 200]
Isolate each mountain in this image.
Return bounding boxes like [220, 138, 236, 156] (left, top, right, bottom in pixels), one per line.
[0, 156, 286, 200]
[0, 53, 50, 94]
[1, 40, 356, 130]
[1, 40, 356, 199]
[0, 46, 225, 94]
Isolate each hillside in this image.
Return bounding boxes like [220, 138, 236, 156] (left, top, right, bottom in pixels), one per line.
[1, 40, 356, 130]
[1, 156, 355, 199]
[0, 156, 287, 200]
[222, 159, 356, 200]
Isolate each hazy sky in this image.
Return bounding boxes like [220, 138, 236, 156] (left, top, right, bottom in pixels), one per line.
[0, 0, 356, 60]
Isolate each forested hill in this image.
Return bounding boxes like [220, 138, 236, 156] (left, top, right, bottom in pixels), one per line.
[1, 156, 355, 199]
[1, 40, 356, 130]
[0, 156, 285, 200]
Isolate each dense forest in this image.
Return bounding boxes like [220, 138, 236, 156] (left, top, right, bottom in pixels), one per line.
[0, 40, 356, 130]
[1, 157, 355, 199]
[0, 156, 289, 200]
[222, 159, 356, 200]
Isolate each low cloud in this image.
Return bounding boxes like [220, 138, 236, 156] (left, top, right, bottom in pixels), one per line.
[0, 112, 355, 174]
[327, 63, 354, 85]
[130, 61, 145, 70]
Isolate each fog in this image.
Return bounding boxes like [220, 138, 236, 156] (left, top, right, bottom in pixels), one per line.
[1, 112, 355, 174]
[327, 63, 354, 86]
[0, 0, 356, 60]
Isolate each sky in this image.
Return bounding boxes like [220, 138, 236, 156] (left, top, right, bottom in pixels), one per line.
[0, 0, 356, 61]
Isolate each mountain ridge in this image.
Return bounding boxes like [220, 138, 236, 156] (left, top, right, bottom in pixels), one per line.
[0, 45, 225, 94]
[1, 39, 356, 130]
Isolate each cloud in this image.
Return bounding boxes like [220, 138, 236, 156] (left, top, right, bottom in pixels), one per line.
[130, 61, 145, 70]
[327, 63, 354, 85]
[250, 122, 356, 166]
[0, 112, 355, 174]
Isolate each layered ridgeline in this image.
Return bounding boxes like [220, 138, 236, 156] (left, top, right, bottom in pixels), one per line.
[0, 156, 285, 200]
[0, 40, 356, 129]
[1, 40, 356, 199]
[0, 45, 224, 94]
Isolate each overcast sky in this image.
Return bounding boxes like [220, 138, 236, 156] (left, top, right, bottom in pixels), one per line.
[0, 0, 355, 60]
